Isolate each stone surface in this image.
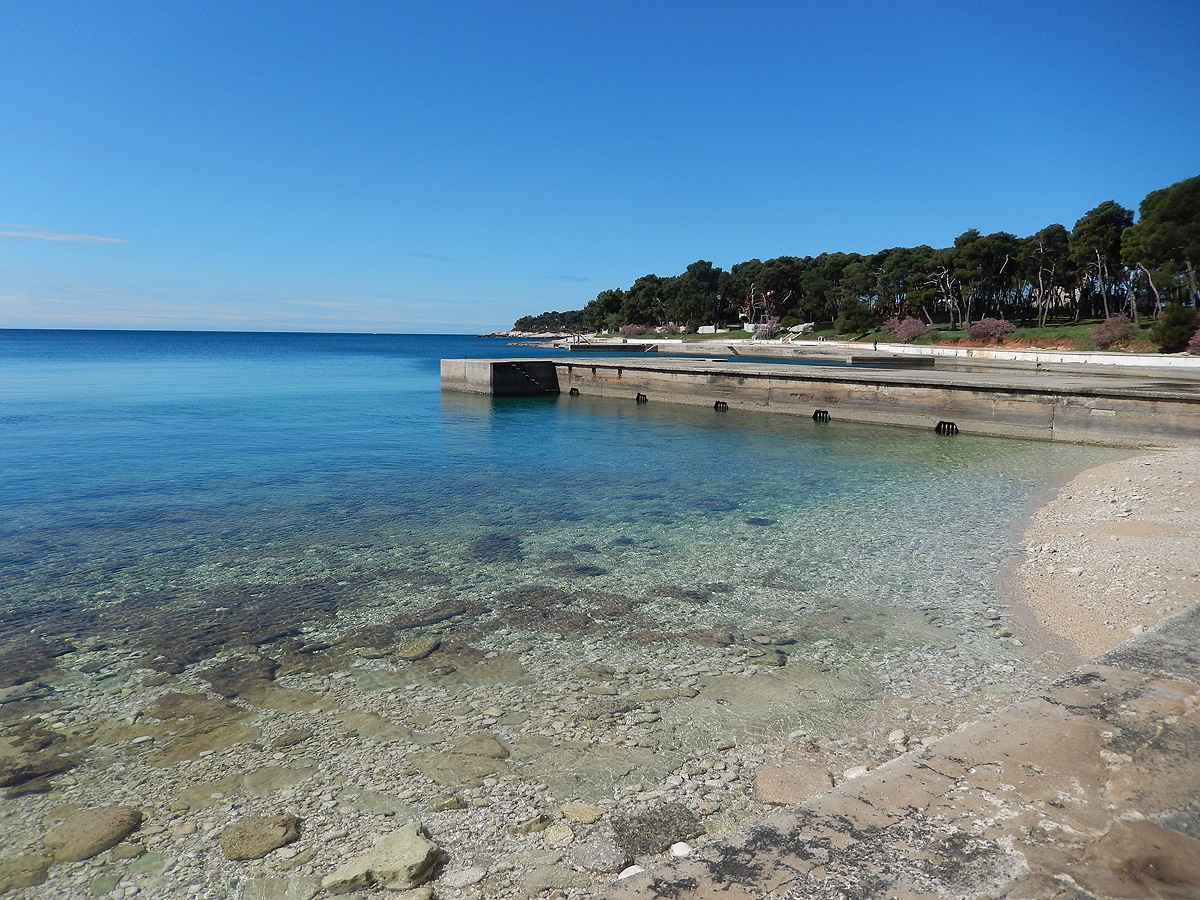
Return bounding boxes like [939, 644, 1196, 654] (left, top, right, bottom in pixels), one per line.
[219, 814, 301, 861]
[572, 837, 630, 873]
[561, 801, 604, 824]
[396, 636, 441, 661]
[611, 802, 703, 856]
[321, 822, 437, 894]
[600, 609, 1200, 900]
[44, 806, 143, 862]
[521, 864, 590, 895]
[242, 875, 323, 900]
[752, 762, 832, 805]
[0, 853, 52, 893]
[452, 731, 509, 759]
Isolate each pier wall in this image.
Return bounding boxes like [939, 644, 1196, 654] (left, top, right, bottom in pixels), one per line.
[554, 360, 1200, 447]
[440, 359, 560, 396]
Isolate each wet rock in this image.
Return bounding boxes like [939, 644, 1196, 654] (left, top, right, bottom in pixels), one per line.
[521, 865, 590, 896]
[611, 802, 703, 856]
[441, 866, 487, 889]
[321, 822, 437, 894]
[542, 823, 574, 847]
[396, 636, 441, 662]
[219, 814, 301, 861]
[127, 851, 168, 874]
[452, 732, 510, 759]
[0, 751, 72, 788]
[0, 852, 52, 893]
[754, 762, 834, 805]
[242, 876, 323, 900]
[572, 836, 629, 873]
[469, 533, 524, 563]
[245, 764, 319, 797]
[561, 801, 604, 824]
[198, 655, 279, 699]
[44, 806, 143, 862]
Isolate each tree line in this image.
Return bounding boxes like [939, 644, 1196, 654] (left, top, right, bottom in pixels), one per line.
[514, 175, 1198, 335]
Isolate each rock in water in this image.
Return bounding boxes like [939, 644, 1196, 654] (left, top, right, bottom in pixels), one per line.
[451, 732, 509, 759]
[321, 822, 437, 894]
[611, 802, 702, 856]
[220, 814, 301, 860]
[396, 636, 441, 661]
[44, 807, 143, 862]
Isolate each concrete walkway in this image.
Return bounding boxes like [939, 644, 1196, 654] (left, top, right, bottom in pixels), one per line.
[602, 603, 1200, 900]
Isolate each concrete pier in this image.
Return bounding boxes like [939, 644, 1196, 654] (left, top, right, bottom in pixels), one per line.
[441, 355, 1200, 447]
[439, 358, 560, 396]
[553, 357, 1200, 446]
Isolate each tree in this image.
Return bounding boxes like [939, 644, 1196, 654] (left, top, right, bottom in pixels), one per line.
[1121, 175, 1200, 308]
[1018, 224, 1074, 327]
[583, 288, 625, 332]
[1071, 201, 1133, 318]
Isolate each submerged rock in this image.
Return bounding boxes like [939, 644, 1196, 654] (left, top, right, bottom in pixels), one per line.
[321, 822, 437, 894]
[219, 814, 301, 861]
[44, 807, 143, 862]
[611, 802, 703, 856]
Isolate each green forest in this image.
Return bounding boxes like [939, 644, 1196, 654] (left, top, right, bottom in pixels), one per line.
[516, 175, 1199, 348]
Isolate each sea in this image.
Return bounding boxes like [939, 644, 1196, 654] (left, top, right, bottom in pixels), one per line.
[0, 329, 1130, 894]
[0, 329, 1123, 694]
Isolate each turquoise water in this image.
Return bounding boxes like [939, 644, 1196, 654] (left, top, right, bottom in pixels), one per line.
[0, 330, 1118, 688]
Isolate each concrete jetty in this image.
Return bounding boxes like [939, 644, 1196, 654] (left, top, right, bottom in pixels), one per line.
[442, 356, 1200, 447]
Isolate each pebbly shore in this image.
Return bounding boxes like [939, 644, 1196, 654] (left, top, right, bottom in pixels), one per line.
[2, 448, 1196, 899]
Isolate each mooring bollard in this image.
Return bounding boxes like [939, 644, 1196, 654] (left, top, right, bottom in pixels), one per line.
[935, 420, 959, 435]
[635, 393, 648, 404]
[812, 409, 830, 423]
[714, 400, 728, 411]
[569, 387, 580, 396]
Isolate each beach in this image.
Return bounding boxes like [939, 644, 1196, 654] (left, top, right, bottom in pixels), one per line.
[1012, 446, 1200, 662]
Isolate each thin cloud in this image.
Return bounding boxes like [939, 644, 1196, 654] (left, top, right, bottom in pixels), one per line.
[548, 274, 590, 283]
[0, 226, 129, 245]
[404, 250, 458, 263]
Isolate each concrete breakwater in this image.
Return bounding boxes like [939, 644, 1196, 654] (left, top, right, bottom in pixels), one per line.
[442, 357, 1200, 447]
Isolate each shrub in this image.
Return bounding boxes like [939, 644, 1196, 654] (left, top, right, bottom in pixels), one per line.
[882, 316, 930, 344]
[1150, 304, 1198, 352]
[968, 317, 1016, 343]
[658, 323, 681, 335]
[1187, 326, 1200, 355]
[618, 323, 645, 337]
[1090, 314, 1134, 349]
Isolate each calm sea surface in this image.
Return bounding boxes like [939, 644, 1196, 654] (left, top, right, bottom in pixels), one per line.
[0, 329, 1118, 688]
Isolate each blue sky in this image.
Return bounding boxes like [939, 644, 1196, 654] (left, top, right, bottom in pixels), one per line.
[1, 1, 1197, 333]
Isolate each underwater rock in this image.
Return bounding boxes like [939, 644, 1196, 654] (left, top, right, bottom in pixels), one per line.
[321, 822, 437, 894]
[219, 814, 301, 861]
[396, 636, 441, 661]
[44, 806, 143, 862]
[451, 732, 509, 759]
[611, 802, 703, 855]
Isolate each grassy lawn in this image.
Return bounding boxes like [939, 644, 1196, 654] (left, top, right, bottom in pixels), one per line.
[596, 319, 1170, 353]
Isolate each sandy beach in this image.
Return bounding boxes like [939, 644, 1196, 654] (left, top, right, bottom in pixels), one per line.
[1013, 446, 1200, 663]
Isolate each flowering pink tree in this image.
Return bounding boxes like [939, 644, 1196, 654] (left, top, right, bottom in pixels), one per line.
[883, 316, 930, 343]
[968, 318, 1016, 343]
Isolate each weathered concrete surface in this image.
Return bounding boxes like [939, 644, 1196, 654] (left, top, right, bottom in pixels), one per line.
[601, 603, 1200, 899]
[440, 359, 560, 396]
[554, 357, 1200, 446]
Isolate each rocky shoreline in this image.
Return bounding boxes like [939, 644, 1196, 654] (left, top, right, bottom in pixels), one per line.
[5, 448, 1194, 899]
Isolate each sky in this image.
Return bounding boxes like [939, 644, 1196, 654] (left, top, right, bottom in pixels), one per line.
[1, 1, 1197, 333]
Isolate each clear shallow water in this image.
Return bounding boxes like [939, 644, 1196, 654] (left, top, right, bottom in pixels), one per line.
[0, 329, 1119, 688]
